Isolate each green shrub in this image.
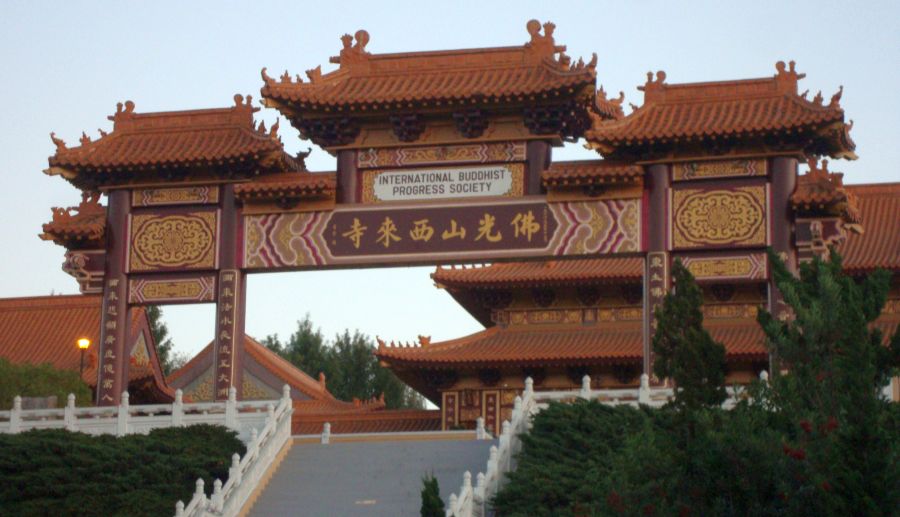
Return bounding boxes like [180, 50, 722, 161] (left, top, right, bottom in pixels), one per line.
[420, 473, 444, 516]
[0, 358, 93, 409]
[0, 424, 245, 516]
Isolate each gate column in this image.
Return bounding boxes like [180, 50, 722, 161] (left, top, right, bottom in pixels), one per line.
[213, 184, 246, 401]
[643, 164, 670, 379]
[96, 189, 130, 406]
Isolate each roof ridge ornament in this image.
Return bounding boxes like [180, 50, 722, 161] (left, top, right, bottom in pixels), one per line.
[637, 71, 667, 103]
[774, 60, 805, 93]
[49, 132, 67, 152]
[330, 30, 371, 68]
[829, 85, 843, 108]
[524, 19, 565, 59]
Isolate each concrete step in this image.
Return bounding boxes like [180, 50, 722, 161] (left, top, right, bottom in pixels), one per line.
[247, 436, 495, 517]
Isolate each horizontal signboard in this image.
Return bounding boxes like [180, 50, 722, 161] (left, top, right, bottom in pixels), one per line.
[243, 197, 641, 269]
[362, 164, 524, 203]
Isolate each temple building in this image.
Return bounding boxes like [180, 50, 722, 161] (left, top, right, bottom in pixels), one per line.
[0, 294, 172, 404]
[34, 20, 898, 435]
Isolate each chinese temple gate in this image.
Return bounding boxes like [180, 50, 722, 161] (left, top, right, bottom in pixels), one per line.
[40, 20, 893, 416]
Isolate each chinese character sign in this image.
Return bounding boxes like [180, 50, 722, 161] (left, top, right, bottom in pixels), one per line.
[244, 199, 641, 269]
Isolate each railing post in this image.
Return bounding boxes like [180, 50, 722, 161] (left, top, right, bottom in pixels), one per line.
[174, 500, 184, 517]
[448, 493, 458, 516]
[759, 370, 769, 384]
[230, 452, 242, 486]
[580, 374, 591, 399]
[475, 417, 486, 440]
[193, 478, 206, 509]
[211, 479, 223, 512]
[64, 393, 77, 432]
[321, 422, 331, 444]
[225, 386, 238, 430]
[117, 391, 130, 436]
[638, 373, 651, 405]
[524, 376, 534, 397]
[282, 384, 291, 404]
[172, 389, 183, 427]
[10, 396, 21, 433]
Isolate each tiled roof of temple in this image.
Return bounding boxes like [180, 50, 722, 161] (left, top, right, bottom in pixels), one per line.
[542, 160, 643, 188]
[432, 258, 643, 289]
[791, 159, 860, 222]
[376, 321, 767, 369]
[168, 335, 341, 403]
[840, 183, 900, 273]
[233, 171, 336, 202]
[586, 61, 855, 159]
[39, 192, 106, 249]
[260, 20, 602, 116]
[0, 295, 168, 392]
[292, 409, 441, 435]
[45, 95, 305, 190]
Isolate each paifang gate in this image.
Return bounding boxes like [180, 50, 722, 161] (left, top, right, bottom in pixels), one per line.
[39, 20, 856, 405]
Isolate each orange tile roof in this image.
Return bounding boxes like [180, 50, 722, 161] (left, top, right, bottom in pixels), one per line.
[791, 159, 860, 222]
[376, 319, 768, 369]
[0, 295, 167, 388]
[167, 334, 337, 402]
[46, 96, 304, 190]
[542, 160, 642, 188]
[292, 409, 441, 435]
[260, 21, 600, 116]
[377, 325, 643, 368]
[233, 171, 336, 201]
[839, 183, 900, 273]
[433, 258, 644, 289]
[39, 193, 106, 249]
[586, 62, 855, 159]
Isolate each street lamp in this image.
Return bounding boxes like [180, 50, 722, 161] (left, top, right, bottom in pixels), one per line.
[77, 338, 91, 376]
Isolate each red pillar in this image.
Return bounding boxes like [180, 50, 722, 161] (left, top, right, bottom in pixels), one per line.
[525, 141, 551, 195]
[336, 150, 358, 204]
[643, 164, 670, 378]
[213, 184, 246, 401]
[96, 189, 130, 405]
[768, 157, 798, 370]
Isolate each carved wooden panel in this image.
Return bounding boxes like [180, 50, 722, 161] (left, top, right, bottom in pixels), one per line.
[672, 159, 766, 181]
[128, 275, 216, 304]
[679, 253, 767, 281]
[671, 186, 767, 250]
[132, 186, 219, 207]
[129, 211, 218, 272]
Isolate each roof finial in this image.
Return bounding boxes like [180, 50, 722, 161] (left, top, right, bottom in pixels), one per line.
[269, 118, 280, 139]
[79, 132, 91, 146]
[50, 132, 67, 152]
[234, 93, 244, 107]
[306, 65, 322, 83]
[98, 128, 108, 137]
[331, 30, 371, 67]
[280, 70, 292, 84]
[418, 335, 431, 347]
[261, 67, 275, 86]
[829, 85, 843, 108]
[813, 90, 824, 105]
[524, 19, 565, 59]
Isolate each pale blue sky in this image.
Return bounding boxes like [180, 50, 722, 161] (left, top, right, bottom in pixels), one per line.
[1, 1, 898, 357]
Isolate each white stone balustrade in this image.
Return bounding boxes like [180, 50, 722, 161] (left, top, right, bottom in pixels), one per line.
[0, 386, 276, 442]
[175, 385, 294, 517]
[446, 372, 767, 516]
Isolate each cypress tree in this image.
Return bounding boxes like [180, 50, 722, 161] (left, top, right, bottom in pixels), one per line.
[652, 259, 727, 410]
[420, 474, 444, 517]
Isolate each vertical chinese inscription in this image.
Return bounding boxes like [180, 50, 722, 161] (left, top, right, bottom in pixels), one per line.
[214, 270, 240, 400]
[644, 252, 670, 377]
[97, 276, 127, 405]
[442, 392, 458, 431]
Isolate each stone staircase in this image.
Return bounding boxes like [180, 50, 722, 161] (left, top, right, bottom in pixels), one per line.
[246, 436, 495, 516]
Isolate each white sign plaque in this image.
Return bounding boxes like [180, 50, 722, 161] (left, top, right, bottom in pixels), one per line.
[367, 164, 521, 202]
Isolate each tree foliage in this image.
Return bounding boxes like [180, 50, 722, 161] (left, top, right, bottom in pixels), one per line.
[420, 474, 444, 517]
[652, 259, 727, 410]
[263, 315, 424, 409]
[0, 358, 92, 409]
[146, 305, 182, 376]
[0, 425, 245, 516]
[493, 250, 900, 516]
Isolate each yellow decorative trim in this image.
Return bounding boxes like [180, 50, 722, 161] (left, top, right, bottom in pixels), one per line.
[672, 186, 767, 249]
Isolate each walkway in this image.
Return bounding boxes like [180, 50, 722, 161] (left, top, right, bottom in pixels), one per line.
[247, 436, 495, 516]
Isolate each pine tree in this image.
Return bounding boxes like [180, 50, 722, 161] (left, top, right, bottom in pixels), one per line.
[652, 259, 727, 410]
[420, 474, 444, 517]
[146, 305, 177, 375]
[757, 249, 900, 514]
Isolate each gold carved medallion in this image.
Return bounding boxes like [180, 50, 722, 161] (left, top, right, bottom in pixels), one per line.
[130, 212, 217, 271]
[672, 187, 766, 249]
